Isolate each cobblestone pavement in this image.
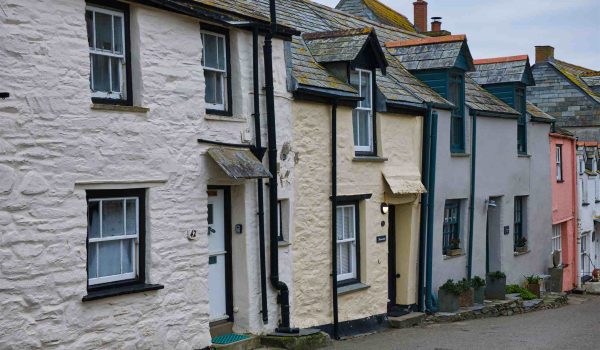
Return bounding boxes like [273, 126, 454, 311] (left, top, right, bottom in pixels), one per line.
[325, 294, 600, 350]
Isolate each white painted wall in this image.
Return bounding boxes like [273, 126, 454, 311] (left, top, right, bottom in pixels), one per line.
[576, 147, 600, 276]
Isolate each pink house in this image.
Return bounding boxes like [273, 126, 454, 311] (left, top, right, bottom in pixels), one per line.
[550, 128, 578, 291]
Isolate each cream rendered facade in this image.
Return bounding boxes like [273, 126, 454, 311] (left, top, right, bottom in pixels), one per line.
[0, 1, 294, 348]
[290, 101, 424, 329]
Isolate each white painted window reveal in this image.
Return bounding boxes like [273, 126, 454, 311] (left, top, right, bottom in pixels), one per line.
[351, 69, 373, 153]
[551, 224, 562, 265]
[86, 5, 127, 100]
[201, 31, 227, 111]
[555, 145, 563, 181]
[88, 197, 139, 285]
[337, 205, 357, 281]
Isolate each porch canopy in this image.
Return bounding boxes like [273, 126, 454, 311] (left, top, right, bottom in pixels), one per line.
[382, 166, 426, 196]
[207, 147, 271, 179]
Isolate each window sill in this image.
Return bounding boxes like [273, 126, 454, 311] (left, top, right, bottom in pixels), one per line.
[444, 250, 465, 260]
[450, 152, 470, 158]
[353, 156, 388, 163]
[278, 240, 291, 247]
[82, 283, 163, 302]
[91, 104, 149, 113]
[513, 250, 531, 257]
[518, 153, 532, 158]
[337, 282, 370, 296]
[206, 109, 233, 117]
[557, 180, 565, 183]
[582, 202, 590, 207]
[205, 114, 246, 123]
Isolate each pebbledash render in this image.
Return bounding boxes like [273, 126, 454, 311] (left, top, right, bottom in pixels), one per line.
[0, 0, 298, 348]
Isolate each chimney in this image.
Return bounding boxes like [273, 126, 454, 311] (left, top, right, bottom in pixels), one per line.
[413, 0, 428, 32]
[535, 46, 555, 63]
[431, 17, 442, 32]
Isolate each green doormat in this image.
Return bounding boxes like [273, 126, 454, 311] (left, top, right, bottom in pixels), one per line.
[211, 333, 250, 345]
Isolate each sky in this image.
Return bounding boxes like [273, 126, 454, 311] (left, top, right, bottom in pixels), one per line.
[312, 0, 600, 70]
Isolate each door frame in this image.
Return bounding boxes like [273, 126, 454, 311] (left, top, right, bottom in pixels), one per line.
[208, 185, 234, 323]
[387, 205, 397, 312]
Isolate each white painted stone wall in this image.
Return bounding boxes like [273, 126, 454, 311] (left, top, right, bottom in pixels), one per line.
[576, 147, 600, 275]
[0, 1, 294, 348]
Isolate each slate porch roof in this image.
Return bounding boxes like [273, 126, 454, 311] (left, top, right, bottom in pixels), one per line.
[470, 55, 535, 86]
[385, 35, 475, 72]
[335, 0, 416, 32]
[465, 76, 520, 117]
[526, 102, 555, 123]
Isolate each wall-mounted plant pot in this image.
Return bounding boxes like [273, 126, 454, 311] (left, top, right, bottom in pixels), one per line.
[458, 287, 474, 307]
[485, 276, 506, 300]
[514, 246, 528, 254]
[474, 286, 485, 304]
[526, 283, 540, 298]
[438, 289, 460, 313]
[447, 249, 462, 257]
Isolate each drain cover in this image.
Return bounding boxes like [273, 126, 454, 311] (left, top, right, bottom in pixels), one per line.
[211, 333, 250, 345]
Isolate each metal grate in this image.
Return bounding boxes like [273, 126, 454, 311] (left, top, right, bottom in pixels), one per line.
[211, 333, 250, 345]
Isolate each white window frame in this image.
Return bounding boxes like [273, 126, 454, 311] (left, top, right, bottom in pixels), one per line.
[86, 5, 126, 100]
[556, 145, 563, 181]
[352, 69, 374, 153]
[581, 233, 590, 276]
[337, 204, 358, 282]
[552, 224, 562, 264]
[88, 196, 139, 285]
[201, 30, 228, 111]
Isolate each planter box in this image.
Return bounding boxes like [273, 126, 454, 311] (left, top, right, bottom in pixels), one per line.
[515, 246, 528, 253]
[458, 287, 474, 307]
[474, 286, 485, 304]
[447, 249, 463, 257]
[438, 289, 459, 313]
[485, 276, 506, 300]
[526, 283, 541, 298]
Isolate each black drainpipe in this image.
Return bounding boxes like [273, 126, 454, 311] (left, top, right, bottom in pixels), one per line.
[253, 26, 269, 324]
[417, 103, 432, 311]
[264, 0, 298, 333]
[330, 101, 339, 339]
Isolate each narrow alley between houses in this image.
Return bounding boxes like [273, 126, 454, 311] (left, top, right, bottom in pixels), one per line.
[326, 294, 600, 350]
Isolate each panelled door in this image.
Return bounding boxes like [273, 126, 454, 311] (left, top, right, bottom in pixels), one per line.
[207, 189, 230, 322]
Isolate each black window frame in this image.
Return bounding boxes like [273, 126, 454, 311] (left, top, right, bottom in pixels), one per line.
[277, 200, 285, 242]
[514, 196, 526, 249]
[85, 188, 147, 293]
[556, 144, 564, 182]
[515, 86, 528, 154]
[448, 71, 466, 153]
[336, 200, 361, 287]
[86, 0, 133, 106]
[200, 23, 233, 117]
[442, 199, 461, 255]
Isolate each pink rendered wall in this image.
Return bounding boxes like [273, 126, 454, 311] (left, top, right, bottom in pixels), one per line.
[550, 133, 578, 291]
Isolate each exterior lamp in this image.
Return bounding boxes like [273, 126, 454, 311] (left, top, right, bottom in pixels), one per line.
[381, 203, 389, 215]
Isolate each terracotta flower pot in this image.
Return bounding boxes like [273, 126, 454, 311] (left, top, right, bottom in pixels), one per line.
[458, 287, 474, 307]
[447, 248, 462, 256]
[526, 283, 540, 298]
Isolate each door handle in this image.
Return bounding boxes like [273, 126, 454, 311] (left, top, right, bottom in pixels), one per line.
[396, 273, 401, 279]
[208, 227, 216, 235]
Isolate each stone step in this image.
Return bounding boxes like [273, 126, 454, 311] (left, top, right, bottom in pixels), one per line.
[211, 336, 261, 350]
[210, 322, 234, 338]
[388, 312, 426, 329]
[261, 329, 331, 350]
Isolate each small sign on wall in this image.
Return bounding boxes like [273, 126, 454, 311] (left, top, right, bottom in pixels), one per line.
[376, 235, 387, 243]
[504, 226, 510, 235]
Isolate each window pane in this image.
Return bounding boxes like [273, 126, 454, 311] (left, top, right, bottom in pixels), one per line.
[352, 110, 360, 146]
[91, 54, 110, 92]
[126, 199, 136, 235]
[86, 10, 94, 48]
[217, 36, 225, 71]
[203, 33, 218, 69]
[122, 239, 134, 273]
[338, 242, 351, 275]
[359, 110, 370, 147]
[88, 242, 98, 279]
[344, 207, 354, 239]
[205, 70, 217, 104]
[111, 57, 121, 93]
[98, 240, 121, 277]
[215, 72, 224, 105]
[102, 200, 124, 237]
[113, 16, 123, 54]
[360, 72, 370, 108]
[88, 201, 100, 239]
[94, 12, 113, 51]
[336, 208, 343, 241]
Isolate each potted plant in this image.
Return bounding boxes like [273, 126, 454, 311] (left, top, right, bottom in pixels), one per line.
[485, 271, 507, 300]
[471, 276, 486, 304]
[438, 279, 461, 312]
[447, 238, 462, 256]
[525, 274, 542, 298]
[457, 278, 474, 307]
[515, 237, 528, 253]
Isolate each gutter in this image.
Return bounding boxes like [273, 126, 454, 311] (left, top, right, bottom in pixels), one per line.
[467, 110, 477, 279]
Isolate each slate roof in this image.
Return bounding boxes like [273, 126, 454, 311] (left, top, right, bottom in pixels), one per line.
[526, 102, 555, 123]
[335, 0, 416, 32]
[465, 76, 520, 116]
[470, 55, 534, 86]
[385, 35, 475, 72]
[549, 60, 600, 104]
[302, 28, 385, 67]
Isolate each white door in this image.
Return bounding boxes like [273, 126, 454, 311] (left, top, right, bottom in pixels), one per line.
[208, 189, 228, 321]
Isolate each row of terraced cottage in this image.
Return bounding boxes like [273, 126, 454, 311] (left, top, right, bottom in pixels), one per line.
[1, 0, 600, 349]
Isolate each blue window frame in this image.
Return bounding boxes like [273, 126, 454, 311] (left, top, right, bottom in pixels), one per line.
[443, 200, 461, 255]
[514, 196, 526, 249]
[448, 72, 465, 153]
[515, 87, 527, 154]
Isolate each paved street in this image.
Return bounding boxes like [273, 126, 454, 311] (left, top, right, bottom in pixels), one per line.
[326, 295, 600, 350]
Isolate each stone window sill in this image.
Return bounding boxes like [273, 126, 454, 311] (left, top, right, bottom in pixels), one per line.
[444, 251, 465, 260]
[514, 250, 531, 257]
[518, 153, 532, 158]
[91, 104, 149, 113]
[353, 156, 388, 163]
[205, 114, 246, 123]
[82, 283, 163, 302]
[337, 282, 370, 296]
[450, 152, 470, 158]
[278, 240, 291, 247]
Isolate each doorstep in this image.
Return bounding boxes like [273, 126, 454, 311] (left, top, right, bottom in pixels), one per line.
[388, 312, 426, 329]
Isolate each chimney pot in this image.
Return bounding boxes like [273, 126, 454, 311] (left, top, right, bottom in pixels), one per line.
[535, 45, 555, 64]
[413, 0, 428, 33]
[431, 16, 442, 32]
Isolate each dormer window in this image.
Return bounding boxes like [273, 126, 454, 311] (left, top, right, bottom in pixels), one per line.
[350, 69, 374, 154]
[448, 72, 465, 153]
